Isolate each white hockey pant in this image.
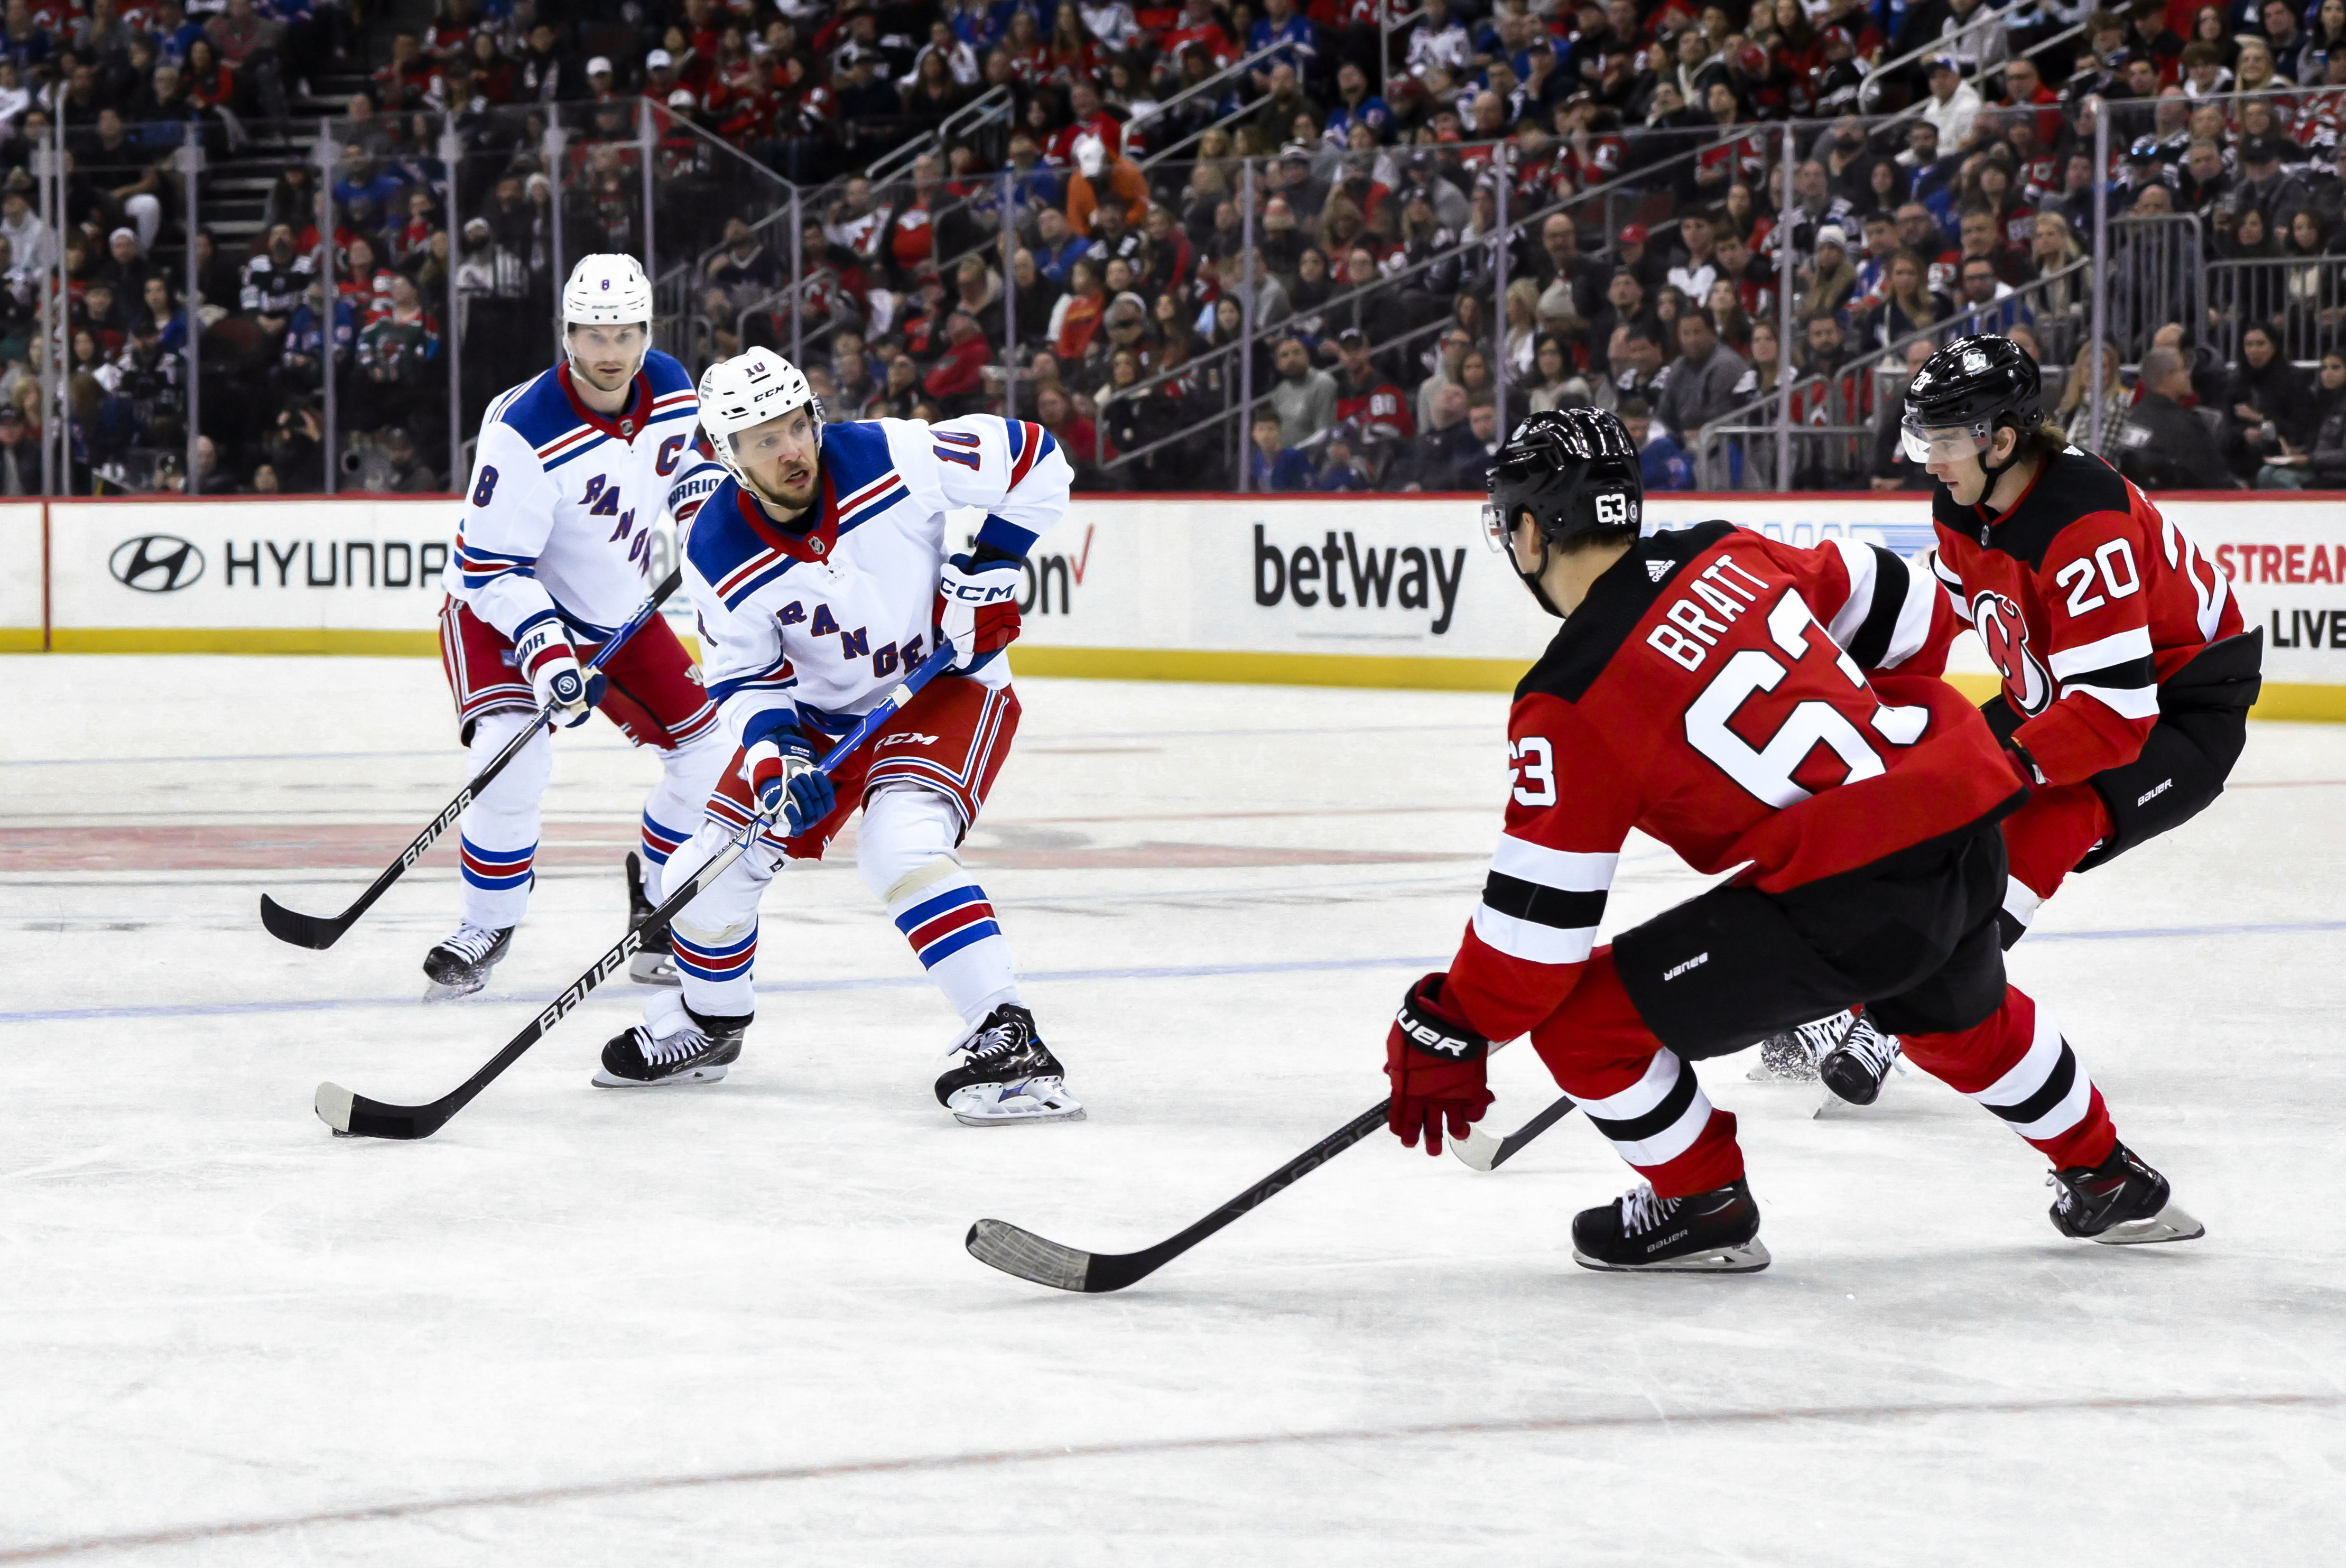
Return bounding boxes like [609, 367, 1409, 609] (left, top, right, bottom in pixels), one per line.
[654, 782, 1022, 1027]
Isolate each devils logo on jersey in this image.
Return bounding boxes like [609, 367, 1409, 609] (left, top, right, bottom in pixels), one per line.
[1971, 589, 2052, 715]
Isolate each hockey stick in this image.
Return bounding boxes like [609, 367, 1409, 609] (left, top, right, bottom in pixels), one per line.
[1450, 1091, 1578, 1172]
[967, 1098, 1394, 1293]
[259, 569, 686, 951]
[313, 653, 947, 1141]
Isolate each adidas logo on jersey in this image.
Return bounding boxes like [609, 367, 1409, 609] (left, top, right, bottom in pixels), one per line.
[1646, 560, 1670, 581]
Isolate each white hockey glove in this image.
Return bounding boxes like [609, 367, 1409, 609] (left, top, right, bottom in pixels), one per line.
[933, 551, 1023, 673]
[515, 616, 603, 728]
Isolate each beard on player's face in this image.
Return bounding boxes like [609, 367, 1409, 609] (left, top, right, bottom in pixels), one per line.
[568, 323, 647, 389]
[740, 410, 821, 512]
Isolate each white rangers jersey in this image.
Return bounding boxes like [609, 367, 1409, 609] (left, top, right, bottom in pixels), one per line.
[444, 348, 727, 641]
[685, 415, 1072, 742]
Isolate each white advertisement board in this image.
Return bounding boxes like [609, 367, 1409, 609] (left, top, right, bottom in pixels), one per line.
[0, 501, 40, 650]
[15, 491, 2346, 718]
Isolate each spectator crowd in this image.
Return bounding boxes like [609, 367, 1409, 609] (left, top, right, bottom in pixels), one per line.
[3, 0, 2345, 493]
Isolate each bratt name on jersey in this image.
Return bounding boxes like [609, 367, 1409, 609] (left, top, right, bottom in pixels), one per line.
[1645, 552, 1773, 671]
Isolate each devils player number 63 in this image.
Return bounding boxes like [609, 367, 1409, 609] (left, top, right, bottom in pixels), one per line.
[1682, 592, 1925, 810]
[1509, 736, 1556, 805]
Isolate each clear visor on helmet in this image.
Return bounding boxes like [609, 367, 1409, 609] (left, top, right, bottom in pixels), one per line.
[1900, 417, 1994, 466]
[1480, 497, 1513, 553]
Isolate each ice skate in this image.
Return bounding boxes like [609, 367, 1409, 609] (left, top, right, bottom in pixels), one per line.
[624, 851, 680, 987]
[594, 991, 746, 1087]
[2048, 1142, 2204, 1245]
[1571, 1178, 1770, 1273]
[1747, 1010, 1852, 1082]
[1818, 1013, 1903, 1108]
[935, 1004, 1084, 1126]
[421, 923, 512, 1000]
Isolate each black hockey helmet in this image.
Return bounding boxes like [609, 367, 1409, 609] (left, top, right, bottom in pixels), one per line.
[1485, 402, 1643, 549]
[1900, 333, 2044, 478]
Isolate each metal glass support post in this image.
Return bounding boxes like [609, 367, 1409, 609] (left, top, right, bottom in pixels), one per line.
[48, 110, 66, 493]
[31, 130, 53, 495]
[789, 187, 804, 368]
[442, 122, 465, 481]
[637, 99, 656, 282]
[1777, 123, 1796, 491]
[1493, 168, 1508, 444]
[543, 119, 568, 361]
[999, 168, 1016, 420]
[180, 122, 202, 491]
[317, 129, 340, 495]
[1238, 157, 1256, 492]
[2088, 107, 2110, 452]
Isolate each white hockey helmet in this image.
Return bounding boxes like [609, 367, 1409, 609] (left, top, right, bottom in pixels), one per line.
[697, 347, 825, 500]
[562, 253, 653, 327]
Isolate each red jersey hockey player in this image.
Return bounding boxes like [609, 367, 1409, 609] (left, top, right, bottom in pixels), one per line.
[1381, 407, 2202, 1272]
[1804, 337, 2261, 1105]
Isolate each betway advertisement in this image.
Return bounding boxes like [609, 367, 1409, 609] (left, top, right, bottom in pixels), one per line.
[1003, 496, 1935, 688]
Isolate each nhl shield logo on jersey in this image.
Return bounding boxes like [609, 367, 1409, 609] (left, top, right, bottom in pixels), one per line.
[1971, 589, 2052, 715]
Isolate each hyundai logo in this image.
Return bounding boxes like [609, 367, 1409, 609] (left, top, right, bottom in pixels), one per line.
[110, 534, 205, 593]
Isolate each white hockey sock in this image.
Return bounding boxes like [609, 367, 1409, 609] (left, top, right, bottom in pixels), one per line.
[660, 821, 774, 1019]
[859, 785, 1022, 1026]
[641, 729, 734, 870]
[888, 876, 1021, 1025]
[456, 711, 551, 930]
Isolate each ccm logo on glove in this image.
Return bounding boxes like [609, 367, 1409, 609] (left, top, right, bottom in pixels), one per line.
[935, 551, 1023, 673]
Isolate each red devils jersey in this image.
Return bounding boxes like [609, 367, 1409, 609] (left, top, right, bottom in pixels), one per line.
[1928, 447, 2241, 787]
[1336, 377, 1414, 440]
[1444, 522, 2019, 1042]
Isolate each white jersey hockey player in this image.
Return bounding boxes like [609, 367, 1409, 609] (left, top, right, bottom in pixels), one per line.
[595, 346, 1083, 1126]
[428, 254, 734, 998]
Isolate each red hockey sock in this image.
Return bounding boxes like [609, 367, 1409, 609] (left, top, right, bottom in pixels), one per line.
[1531, 950, 1747, 1199]
[1903, 985, 2118, 1171]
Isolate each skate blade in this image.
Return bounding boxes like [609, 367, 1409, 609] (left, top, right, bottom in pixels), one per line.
[1814, 1087, 1882, 1118]
[590, 1062, 732, 1088]
[949, 1079, 1087, 1127]
[2091, 1201, 2205, 1245]
[421, 977, 488, 1003]
[1573, 1238, 1772, 1274]
[628, 952, 681, 988]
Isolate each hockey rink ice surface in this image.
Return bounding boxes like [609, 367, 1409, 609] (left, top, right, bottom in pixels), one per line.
[4, 655, 2343, 1566]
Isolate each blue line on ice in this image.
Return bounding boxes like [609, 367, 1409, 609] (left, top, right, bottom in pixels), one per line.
[5, 918, 2343, 1026]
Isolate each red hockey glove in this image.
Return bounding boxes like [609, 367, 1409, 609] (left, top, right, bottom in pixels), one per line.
[935, 551, 1022, 673]
[1385, 971, 1492, 1157]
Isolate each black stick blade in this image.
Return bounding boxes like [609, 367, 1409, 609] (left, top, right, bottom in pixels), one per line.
[966, 1219, 1103, 1292]
[314, 1081, 447, 1141]
[260, 894, 348, 950]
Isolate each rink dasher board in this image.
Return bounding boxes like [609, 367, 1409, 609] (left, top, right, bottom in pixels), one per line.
[10, 492, 2346, 721]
